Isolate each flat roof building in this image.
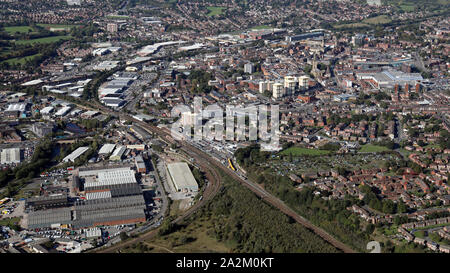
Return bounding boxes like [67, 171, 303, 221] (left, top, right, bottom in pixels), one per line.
[55, 106, 72, 117]
[167, 162, 198, 192]
[84, 169, 137, 188]
[135, 155, 146, 173]
[110, 146, 126, 161]
[98, 143, 116, 155]
[63, 147, 90, 163]
[31, 122, 54, 138]
[1, 148, 22, 164]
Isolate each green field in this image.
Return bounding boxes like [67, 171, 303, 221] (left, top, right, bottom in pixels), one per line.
[386, 0, 450, 12]
[279, 147, 331, 156]
[206, 6, 225, 16]
[359, 144, 390, 153]
[0, 217, 20, 227]
[124, 216, 230, 253]
[251, 25, 272, 30]
[363, 15, 392, 25]
[15, 35, 72, 45]
[106, 15, 129, 19]
[37, 24, 79, 30]
[0, 48, 12, 57]
[2, 53, 42, 65]
[400, 4, 416, 11]
[334, 15, 392, 29]
[4, 26, 35, 34]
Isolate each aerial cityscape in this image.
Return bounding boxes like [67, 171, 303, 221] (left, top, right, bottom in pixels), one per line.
[0, 0, 449, 258]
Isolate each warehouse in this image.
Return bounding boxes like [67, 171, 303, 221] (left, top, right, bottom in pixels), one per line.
[101, 98, 126, 107]
[167, 162, 198, 192]
[78, 166, 132, 177]
[72, 195, 146, 228]
[1, 148, 22, 164]
[31, 122, 54, 137]
[40, 106, 54, 115]
[26, 194, 69, 210]
[86, 190, 112, 200]
[72, 207, 145, 229]
[84, 169, 137, 188]
[98, 143, 116, 155]
[55, 106, 72, 117]
[356, 69, 423, 89]
[63, 147, 90, 163]
[75, 195, 145, 211]
[109, 146, 126, 161]
[27, 207, 72, 229]
[135, 155, 146, 173]
[85, 183, 142, 197]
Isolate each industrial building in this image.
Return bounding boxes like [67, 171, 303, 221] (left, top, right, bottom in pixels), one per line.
[55, 106, 72, 117]
[135, 155, 146, 173]
[28, 207, 72, 229]
[25, 194, 69, 210]
[85, 184, 142, 198]
[84, 169, 137, 189]
[285, 32, 324, 43]
[27, 195, 146, 229]
[39, 106, 54, 116]
[167, 162, 199, 192]
[109, 146, 126, 161]
[0, 148, 22, 164]
[93, 61, 120, 71]
[101, 98, 126, 107]
[356, 69, 423, 89]
[27, 166, 147, 230]
[31, 122, 54, 138]
[98, 143, 116, 155]
[78, 165, 132, 177]
[63, 147, 90, 163]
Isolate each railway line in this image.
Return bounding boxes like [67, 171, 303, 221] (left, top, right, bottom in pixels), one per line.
[80, 100, 355, 253]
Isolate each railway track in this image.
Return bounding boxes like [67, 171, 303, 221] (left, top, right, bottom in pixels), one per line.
[81, 101, 355, 253]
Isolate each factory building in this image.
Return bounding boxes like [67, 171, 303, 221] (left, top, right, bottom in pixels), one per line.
[167, 162, 198, 192]
[27, 195, 146, 229]
[78, 166, 132, 177]
[28, 166, 147, 230]
[285, 32, 324, 43]
[1, 148, 22, 164]
[135, 155, 147, 173]
[55, 106, 72, 117]
[63, 147, 90, 163]
[25, 194, 69, 210]
[356, 69, 423, 89]
[31, 122, 55, 138]
[84, 169, 137, 189]
[28, 207, 72, 229]
[109, 146, 127, 161]
[98, 143, 116, 155]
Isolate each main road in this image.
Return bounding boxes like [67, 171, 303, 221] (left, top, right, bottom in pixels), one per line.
[81, 100, 356, 253]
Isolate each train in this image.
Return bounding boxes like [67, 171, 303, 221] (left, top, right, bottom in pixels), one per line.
[228, 158, 236, 171]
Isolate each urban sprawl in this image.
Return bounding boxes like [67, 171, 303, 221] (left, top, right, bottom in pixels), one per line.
[0, 0, 449, 254]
